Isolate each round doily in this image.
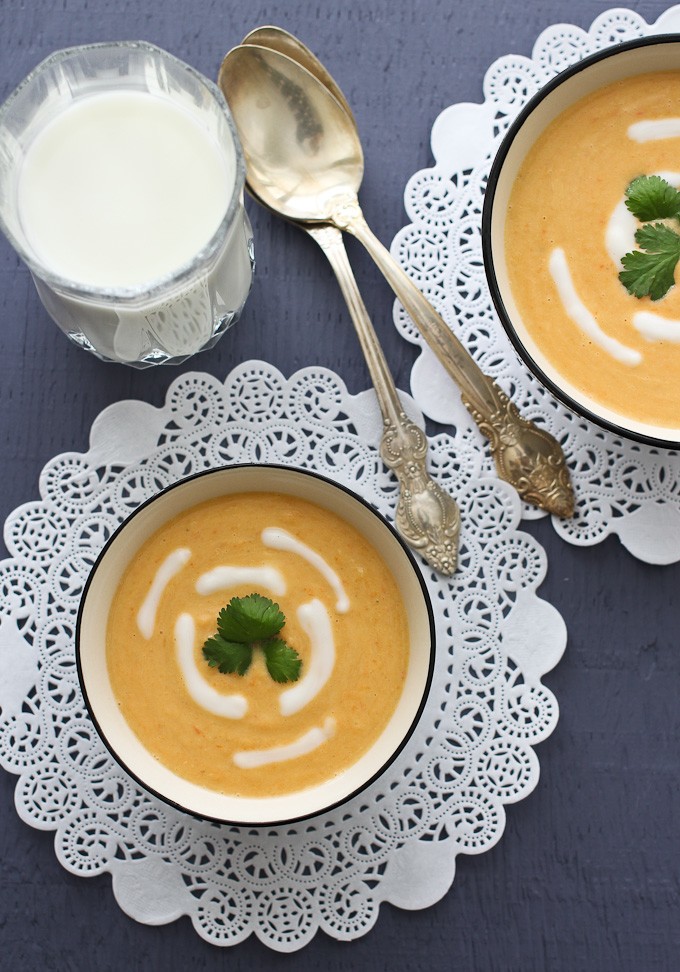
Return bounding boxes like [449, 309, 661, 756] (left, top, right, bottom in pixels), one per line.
[392, 3, 680, 565]
[0, 362, 565, 951]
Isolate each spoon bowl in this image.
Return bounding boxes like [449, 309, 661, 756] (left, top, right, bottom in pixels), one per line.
[218, 44, 362, 224]
[241, 26, 355, 122]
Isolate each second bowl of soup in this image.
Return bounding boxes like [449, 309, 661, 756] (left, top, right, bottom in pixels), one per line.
[483, 36, 680, 447]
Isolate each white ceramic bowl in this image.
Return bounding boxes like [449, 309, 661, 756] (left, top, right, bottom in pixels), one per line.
[76, 464, 435, 826]
[483, 35, 680, 448]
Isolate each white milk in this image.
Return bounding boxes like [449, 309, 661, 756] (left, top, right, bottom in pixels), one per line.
[18, 89, 233, 288]
[14, 88, 253, 364]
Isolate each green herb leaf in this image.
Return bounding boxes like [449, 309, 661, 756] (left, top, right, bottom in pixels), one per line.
[202, 593, 302, 683]
[217, 593, 285, 644]
[262, 638, 303, 683]
[619, 222, 680, 300]
[202, 635, 252, 676]
[624, 174, 680, 222]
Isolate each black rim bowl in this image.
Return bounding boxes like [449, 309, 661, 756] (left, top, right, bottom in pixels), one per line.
[482, 34, 680, 450]
[76, 463, 436, 827]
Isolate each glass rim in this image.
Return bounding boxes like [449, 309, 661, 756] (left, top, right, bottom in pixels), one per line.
[0, 39, 247, 304]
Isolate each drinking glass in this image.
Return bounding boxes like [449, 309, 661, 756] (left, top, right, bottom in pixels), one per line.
[0, 42, 254, 367]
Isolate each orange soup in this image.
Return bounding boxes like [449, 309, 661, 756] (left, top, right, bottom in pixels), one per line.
[106, 492, 409, 798]
[505, 71, 680, 428]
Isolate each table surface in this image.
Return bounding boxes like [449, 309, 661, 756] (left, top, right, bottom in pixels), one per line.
[1, 1, 678, 969]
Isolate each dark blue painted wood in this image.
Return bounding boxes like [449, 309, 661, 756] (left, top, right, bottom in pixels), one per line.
[0, 1, 678, 968]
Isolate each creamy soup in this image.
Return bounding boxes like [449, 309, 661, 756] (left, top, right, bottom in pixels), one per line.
[106, 492, 409, 798]
[505, 71, 680, 428]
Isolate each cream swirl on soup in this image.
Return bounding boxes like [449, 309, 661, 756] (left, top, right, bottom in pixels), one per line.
[106, 492, 409, 798]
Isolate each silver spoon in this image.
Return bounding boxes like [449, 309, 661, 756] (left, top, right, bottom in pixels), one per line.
[241, 25, 355, 122]
[218, 41, 575, 518]
[241, 31, 459, 572]
[248, 190, 460, 574]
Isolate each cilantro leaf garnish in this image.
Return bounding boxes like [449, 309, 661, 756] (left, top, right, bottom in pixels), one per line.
[203, 635, 253, 676]
[217, 593, 285, 643]
[619, 175, 680, 301]
[201, 593, 301, 683]
[262, 638, 303, 683]
[624, 174, 680, 222]
[619, 222, 680, 301]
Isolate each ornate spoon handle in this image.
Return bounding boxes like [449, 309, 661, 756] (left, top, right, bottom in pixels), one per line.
[306, 224, 460, 575]
[331, 198, 574, 518]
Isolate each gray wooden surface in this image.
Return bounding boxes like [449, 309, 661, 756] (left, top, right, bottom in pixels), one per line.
[0, 0, 678, 968]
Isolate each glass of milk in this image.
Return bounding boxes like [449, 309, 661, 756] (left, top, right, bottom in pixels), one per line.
[0, 42, 254, 366]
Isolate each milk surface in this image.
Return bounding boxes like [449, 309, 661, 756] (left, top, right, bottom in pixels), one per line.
[18, 89, 234, 288]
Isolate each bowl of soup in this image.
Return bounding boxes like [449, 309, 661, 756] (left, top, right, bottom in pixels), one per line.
[483, 36, 680, 447]
[76, 464, 435, 826]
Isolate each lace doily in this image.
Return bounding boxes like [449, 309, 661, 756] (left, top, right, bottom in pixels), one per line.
[392, 3, 680, 565]
[0, 362, 565, 951]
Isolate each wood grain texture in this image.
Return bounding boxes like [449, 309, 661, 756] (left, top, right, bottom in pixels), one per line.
[0, 0, 678, 968]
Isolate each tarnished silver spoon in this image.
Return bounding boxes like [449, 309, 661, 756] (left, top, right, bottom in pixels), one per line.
[240, 30, 459, 572]
[247, 188, 460, 574]
[218, 41, 575, 517]
[241, 25, 355, 122]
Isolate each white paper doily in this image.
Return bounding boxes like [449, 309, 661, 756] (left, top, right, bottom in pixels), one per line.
[0, 362, 566, 951]
[392, 3, 680, 565]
